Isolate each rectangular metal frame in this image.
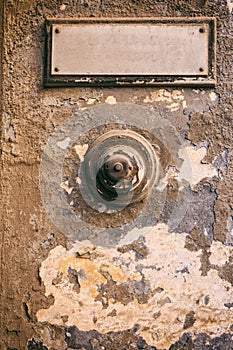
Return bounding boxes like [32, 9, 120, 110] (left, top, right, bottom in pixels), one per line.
[44, 17, 216, 87]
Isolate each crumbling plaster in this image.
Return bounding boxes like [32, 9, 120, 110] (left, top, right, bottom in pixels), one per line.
[0, 0, 232, 349]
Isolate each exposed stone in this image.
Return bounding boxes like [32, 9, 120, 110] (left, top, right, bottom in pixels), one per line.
[176, 183, 217, 241]
[118, 237, 149, 259]
[67, 267, 81, 293]
[218, 262, 233, 286]
[169, 332, 233, 350]
[28, 339, 48, 350]
[183, 311, 196, 330]
[65, 326, 158, 350]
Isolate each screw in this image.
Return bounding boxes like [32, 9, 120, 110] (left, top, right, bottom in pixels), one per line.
[199, 27, 205, 33]
[55, 27, 60, 34]
[199, 67, 204, 72]
[54, 67, 59, 72]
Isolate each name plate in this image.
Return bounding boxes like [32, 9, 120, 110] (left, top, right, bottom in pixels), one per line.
[45, 18, 216, 87]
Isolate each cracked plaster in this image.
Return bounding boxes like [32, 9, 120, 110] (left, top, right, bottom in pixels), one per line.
[37, 224, 233, 349]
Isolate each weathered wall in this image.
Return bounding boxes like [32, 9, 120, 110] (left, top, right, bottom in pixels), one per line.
[0, 1, 233, 349]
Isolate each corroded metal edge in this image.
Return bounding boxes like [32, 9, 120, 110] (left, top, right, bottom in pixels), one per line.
[44, 17, 216, 88]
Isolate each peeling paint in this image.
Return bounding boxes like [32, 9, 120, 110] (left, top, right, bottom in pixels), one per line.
[1, 0, 233, 348]
[178, 145, 218, 188]
[209, 241, 232, 265]
[60, 180, 73, 195]
[167, 102, 180, 112]
[209, 91, 218, 102]
[105, 96, 117, 105]
[60, 4, 67, 11]
[37, 224, 233, 349]
[143, 89, 190, 116]
[74, 144, 88, 162]
[143, 89, 185, 113]
[157, 143, 218, 192]
[86, 98, 97, 105]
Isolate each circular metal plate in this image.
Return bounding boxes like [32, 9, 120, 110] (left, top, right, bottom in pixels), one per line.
[40, 103, 192, 247]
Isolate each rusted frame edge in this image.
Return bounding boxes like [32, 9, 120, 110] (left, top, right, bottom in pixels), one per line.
[45, 16, 216, 24]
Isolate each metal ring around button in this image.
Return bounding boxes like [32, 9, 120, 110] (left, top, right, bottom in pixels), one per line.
[78, 129, 160, 212]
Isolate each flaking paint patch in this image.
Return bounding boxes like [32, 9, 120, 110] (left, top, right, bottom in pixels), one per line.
[86, 98, 97, 105]
[60, 181, 73, 195]
[105, 96, 117, 105]
[179, 146, 218, 188]
[60, 4, 67, 11]
[118, 226, 153, 246]
[157, 166, 179, 192]
[209, 91, 218, 102]
[209, 241, 232, 265]
[74, 144, 88, 162]
[158, 145, 218, 191]
[143, 89, 185, 112]
[168, 102, 180, 112]
[37, 224, 233, 349]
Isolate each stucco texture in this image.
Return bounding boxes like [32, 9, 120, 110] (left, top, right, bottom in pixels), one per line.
[0, 0, 233, 349]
